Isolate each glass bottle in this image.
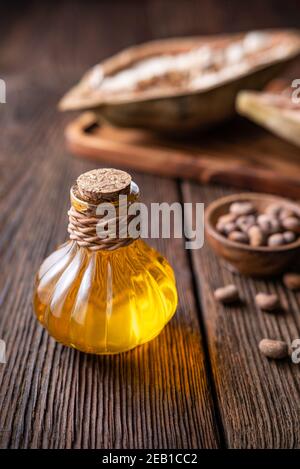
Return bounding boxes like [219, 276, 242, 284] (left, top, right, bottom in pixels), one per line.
[33, 169, 178, 354]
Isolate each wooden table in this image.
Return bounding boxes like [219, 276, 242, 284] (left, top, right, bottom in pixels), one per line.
[1, 0, 300, 449]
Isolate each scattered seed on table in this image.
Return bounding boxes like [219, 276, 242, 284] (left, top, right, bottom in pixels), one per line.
[214, 284, 240, 304]
[259, 339, 289, 359]
[255, 292, 281, 312]
[283, 273, 300, 291]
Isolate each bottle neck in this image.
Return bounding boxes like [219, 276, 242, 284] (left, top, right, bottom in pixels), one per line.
[68, 182, 140, 251]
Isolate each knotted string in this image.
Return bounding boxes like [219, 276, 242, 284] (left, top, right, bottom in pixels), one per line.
[68, 204, 138, 251]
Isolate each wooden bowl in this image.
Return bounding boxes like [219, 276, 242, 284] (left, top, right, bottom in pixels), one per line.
[205, 193, 300, 277]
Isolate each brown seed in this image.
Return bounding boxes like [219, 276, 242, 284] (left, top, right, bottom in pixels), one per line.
[283, 273, 300, 291]
[214, 284, 240, 304]
[216, 220, 225, 233]
[236, 215, 256, 232]
[267, 233, 285, 247]
[283, 231, 297, 244]
[257, 214, 280, 235]
[216, 220, 236, 235]
[230, 201, 255, 216]
[279, 208, 296, 220]
[223, 222, 237, 235]
[265, 203, 282, 217]
[255, 292, 281, 312]
[216, 221, 226, 234]
[259, 339, 289, 359]
[248, 225, 265, 247]
[218, 213, 238, 225]
[281, 216, 300, 233]
[228, 230, 249, 244]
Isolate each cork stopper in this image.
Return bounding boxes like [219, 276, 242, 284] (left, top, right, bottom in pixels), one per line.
[76, 168, 132, 203]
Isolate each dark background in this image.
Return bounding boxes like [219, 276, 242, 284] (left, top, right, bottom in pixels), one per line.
[2, 0, 300, 67]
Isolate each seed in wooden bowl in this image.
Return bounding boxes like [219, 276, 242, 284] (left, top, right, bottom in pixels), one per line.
[213, 198, 300, 248]
[248, 225, 264, 247]
[283, 231, 296, 244]
[229, 201, 255, 216]
[255, 292, 281, 312]
[223, 222, 238, 235]
[257, 214, 280, 235]
[267, 233, 285, 247]
[216, 220, 236, 235]
[214, 284, 240, 304]
[281, 216, 300, 233]
[218, 213, 238, 225]
[283, 273, 300, 291]
[228, 231, 249, 244]
[279, 208, 296, 220]
[259, 338, 289, 359]
[236, 214, 256, 232]
[265, 203, 282, 217]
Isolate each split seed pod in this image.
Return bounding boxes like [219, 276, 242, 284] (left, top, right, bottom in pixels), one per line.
[60, 30, 300, 134]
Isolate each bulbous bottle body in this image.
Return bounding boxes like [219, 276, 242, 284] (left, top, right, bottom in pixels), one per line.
[33, 238, 177, 354]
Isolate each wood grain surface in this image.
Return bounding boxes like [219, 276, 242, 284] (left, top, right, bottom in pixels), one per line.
[0, 0, 299, 449]
[183, 182, 300, 448]
[66, 111, 300, 198]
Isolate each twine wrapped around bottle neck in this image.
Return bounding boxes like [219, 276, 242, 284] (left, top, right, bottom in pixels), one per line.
[67, 169, 140, 252]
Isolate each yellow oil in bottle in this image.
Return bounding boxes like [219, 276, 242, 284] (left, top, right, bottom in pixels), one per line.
[33, 169, 177, 354]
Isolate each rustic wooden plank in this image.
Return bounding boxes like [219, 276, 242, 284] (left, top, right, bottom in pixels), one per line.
[182, 181, 300, 448]
[0, 1, 220, 449]
[150, 0, 300, 447]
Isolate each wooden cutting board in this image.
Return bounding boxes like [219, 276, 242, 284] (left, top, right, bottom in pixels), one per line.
[65, 111, 300, 198]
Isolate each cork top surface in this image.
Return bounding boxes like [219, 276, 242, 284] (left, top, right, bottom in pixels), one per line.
[76, 168, 132, 203]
